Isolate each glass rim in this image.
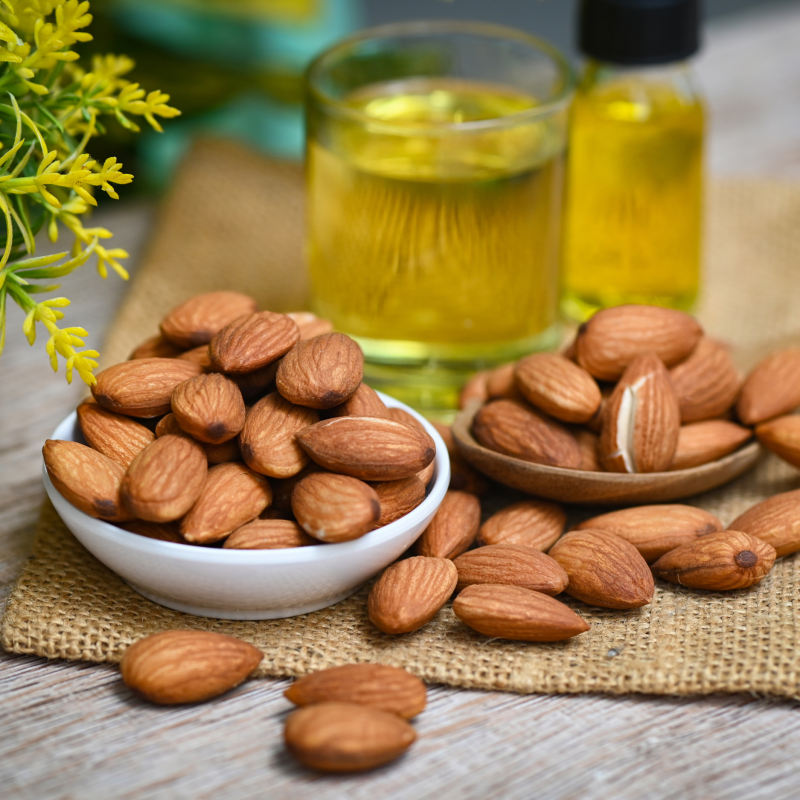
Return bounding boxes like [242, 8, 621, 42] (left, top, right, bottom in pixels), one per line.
[306, 19, 577, 133]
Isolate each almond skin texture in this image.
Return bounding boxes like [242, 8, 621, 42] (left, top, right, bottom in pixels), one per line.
[120, 630, 263, 705]
[328, 383, 389, 418]
[160, 291, 258, 348]
[276, 332, 364, 409]
[576, 505, 724, 563]
[120, 520, 187, 544]
[239, 392, 319, 478]
[371, 476, 426, 527]
[209, 311, 300, 374]
[285, 664, 426, 719]
[651, 530, 776, 590]
[737, 347, 800, 425]
[223, 519, 315, 549]
[180, 463, 272, 544]
[472, 399, 582, 469]
[155, 413, 242, 464]
[575, 429, 602, 471]
[669, 338, 743, 423]
[170, 373, 246, 444]
[43, 439, 131, 521]
[514, 353, 602, 423]
[600, 353, 681, 473]
[453, 544, 569, 595]
[284, 702, 416, 773]
[368, 556, 458, 634]
[121, 434, 207, 522]
[414, 490, 481, 559]
[92, 358, 204, 418]
[486, 362, 522, 401]
[478, 500, 566, 551]
[77, 402, 155, 468]
[549, 529, 655, 609]
[670, 420, 752, 470]
[292, 472, 380, 542]
[227, 360, 281, 401]
[756, 415, 800, 468]
[459, 370, 490, 409]
[129, 334, 184, 360]
[286, 311, 335, 340]
[728, 489, 800, 557]
[576, 304, 703, 381]
[296, 416, 436, 481]
[453, 584, 590, 642]
[386, 406, 426, 430]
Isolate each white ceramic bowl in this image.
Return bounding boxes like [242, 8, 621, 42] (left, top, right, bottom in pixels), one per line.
[43, 393, 450, 620]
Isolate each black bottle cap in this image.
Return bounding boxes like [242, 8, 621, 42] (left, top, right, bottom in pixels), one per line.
[579, 0, 701, 65]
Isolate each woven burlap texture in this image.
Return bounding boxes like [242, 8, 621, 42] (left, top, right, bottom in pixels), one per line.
[4, 139, 800, 699]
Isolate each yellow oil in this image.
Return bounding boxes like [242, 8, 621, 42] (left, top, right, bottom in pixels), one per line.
[307, 78, 567, 414]
[560, 67, 704, 321]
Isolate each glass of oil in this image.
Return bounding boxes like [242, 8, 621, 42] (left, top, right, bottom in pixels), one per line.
[305, 22, 575, 418]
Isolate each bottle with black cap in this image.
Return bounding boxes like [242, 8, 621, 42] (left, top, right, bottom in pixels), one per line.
[560, 0, 704, 322]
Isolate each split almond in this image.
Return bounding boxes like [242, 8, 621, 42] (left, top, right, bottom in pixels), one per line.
[160, 291, 258, 348]
[371, 476, 426, 527]
[671, 420, 752, 470]
[223, 519, 314, 549]
[328, 383, 389, 418]
[171, 373, 246, 444]
[729, 489, 800, 557]
[414, 490, 480, 559]
[478, 499, 566, 551]
[77, 402, 155, 468]
[756, 415, 800, 468]
[738, 347, 800, 425]
[209, 311, 299, 374]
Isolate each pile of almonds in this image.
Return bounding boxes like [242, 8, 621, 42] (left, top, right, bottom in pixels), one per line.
[42, 292, 437, 546]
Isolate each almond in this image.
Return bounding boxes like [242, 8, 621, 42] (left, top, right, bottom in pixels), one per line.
[287, 311, 334, 341]
[239, 392, 319, 478]
[651, 530, 776, 590]
[599, 353, 680, 473]
[223, 519, 315, 549]
[669, 338, 743, 423]
[486, 362, 522, 400]
[514, 353, 602, 423]
[292, 472, 380, 542]
[737, 347, 800, 425]
[276, 333, 364, 409]
[43, 439, 131, 521]
[385, 406, 425, 430]
[756, 415, 800, 468]
[371, 476, 426, 526]
[129, 335, 184, 360]
[670, 420, 752, 470]
[209, 311, 299, 374]
[155, 413, 242, 465]
[417, 460, 436, 488]
[367, 556, 457, 634]
[120, 630, 263, 704]
[121, 434, 207, 522]
[576, 504, 723, 563]
[575, 429, 602, 471]
[269, 462, 321, 512]
[478, 499, 566, 551]
[453, 544, 569, 595]
[77, 401, 155, 468]
[119, 520, 188, 544]
[728, 489, 800, 557]
[328, 383, 389, 418]
[176, 344, 214, 368]
[549, 529, 654, 609]
[285, 664, 426, 719]
[226, 360, 281, 401]
[92, 358, 204, 418]
[160, 291, 258, 348]
[472, 399, 582, 469]
[414, 490, 481, 559]
[171, 373, 246, 444]
[453, 584, 590, 641]
[284, 702, 416, 773]
[296, 416, 436, 481]
[459, 370, 490, 408]
[180, 463, 272, 544]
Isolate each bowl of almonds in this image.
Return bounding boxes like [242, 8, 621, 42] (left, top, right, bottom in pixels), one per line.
[41, 293, 449, 620]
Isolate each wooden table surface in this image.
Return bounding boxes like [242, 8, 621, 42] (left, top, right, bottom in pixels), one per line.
[4, 5, 800, 798]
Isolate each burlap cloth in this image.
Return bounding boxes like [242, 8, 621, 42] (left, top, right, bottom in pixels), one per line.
[4, 139, 800, 699]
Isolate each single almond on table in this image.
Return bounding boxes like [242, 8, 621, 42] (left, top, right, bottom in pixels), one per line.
[670, 420, 752, 470]
[453, 544, 569, 595]
[276, 332, 364, 409]
[514, 353, 602, 423]
[414, 490, 481, 559]
[371, 476, 426, 527]
[285, 664, 426, 719]
[284, 702, 416, 773]
[575, 504, 723, 563]
[737, 347, 800, 425]
[171, 373, 246, 444]
[155, 413, 242, 465]
[296, 416, 436, 481]
[129, 334, 184, 360]
[209, 310, 299, 374]
[756, 415, 800, 468]
[292, 472, 380, 542]
[223, 519, 315, 549]
[92, 358, 203, 418]
[368, 556, 458, 634]
[599, 353, 681, 473]
[180, 463, 272, 544]
[160, 291, 258, 348]
[120, 520, 187, 544]
[549, 529, 654, 609]
[287, 311, 334, 341]
[121, 435, 207, 522]
[43, 439, 131, 521]
[328, 383, 389, 418]
[576, 304, 703, 381]
[239, 392, 320, 478]
[453, 584, 590, 641]
[77, 401, 155, 468]
[728, 489, 800, 557]
[120, 630, 263, 705]
[478, 499, 566, 551]
[651, 530, 776, 590]
[472, 399, 582, 469]
[459, 370, 490, 409]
